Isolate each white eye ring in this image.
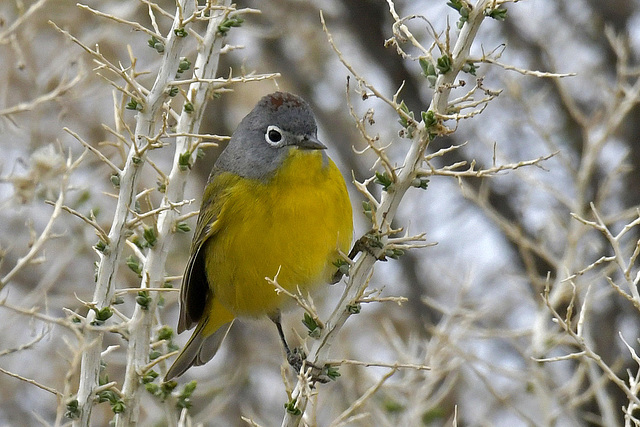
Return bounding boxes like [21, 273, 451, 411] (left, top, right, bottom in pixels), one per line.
[265, 125, 283, 146]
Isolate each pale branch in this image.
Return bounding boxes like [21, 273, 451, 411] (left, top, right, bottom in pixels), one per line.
[606, 277, 640, 312]
[113, 287, 178, 295]
[283, 2, 521, 424]
[560, 255, 617, 284]
[0, 0, 50, 43]
[418, 151, 556, 178]
[0, 300, 81, 334]
[73, 0, 206, 423]
[0, 330, 47, 357]
[126, 198, 194, 228]
[63, 127, 121, 174]
[0, 366, 62, 397]
[542, 291, 640, 407]
[388, 12, 433, 60]
[49, 22, 145, 100]
[481, 57, 576, 78]
[165, 132, 230, 141]
[139, 0, 173, 21]
[115, 2, 235, 425]
[45, 201, 109, 245]
[0, 71, 83, 117]
[533, 351, 588, 363]
[324, 359, 430, 371]
[77, 3, 165, 41]
[167, 72, 280, 87]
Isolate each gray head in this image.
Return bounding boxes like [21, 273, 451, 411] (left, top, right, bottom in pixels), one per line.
[213, 92, 326, 181]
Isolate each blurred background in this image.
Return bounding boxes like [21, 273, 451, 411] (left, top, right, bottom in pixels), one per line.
[1, 0, 640, 425]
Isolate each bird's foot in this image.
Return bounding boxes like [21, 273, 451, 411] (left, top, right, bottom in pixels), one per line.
[287, 347, 332, 384]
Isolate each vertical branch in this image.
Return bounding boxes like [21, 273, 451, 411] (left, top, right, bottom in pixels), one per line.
[114, 2, 232, 425]
[74, 1, 198, 425]
[281, 1, 494, 425]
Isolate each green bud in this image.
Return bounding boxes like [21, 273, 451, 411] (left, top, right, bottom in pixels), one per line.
[91, 306, 113, 324]
[365, 232, 384, 249]
[397, 100, 415, 129]
[177, 57, 191, 73]
[145, 383, 160, 395]
[136, 290, 151, 310]
[183, 102, 194, 113]
[419, 58, 432, 77]
[374, 171, 394, 192]
[126, 255, 142, 277]
[325, 365, 341, 380]
[110, 174, 120, 188]
[142, 370, 159, 384]
[97, 389, 114, 403]
[302, 312, 320, 338]
[156, 179, 166, 193]
[217, 16, 244, 35]
[143, 226, 157, 248]
[411, 177, 429, 190]
[178, 151, 192, 171]
[126, 99, 142, 111]
[347, 303, 361, 314]
[181, 380, 197, 398]
[95, 239, 108, 253]
[332, 258, 350, 276]
[162, 380, 178, 394]
[174, 28, 188, 37]
[362, 200, 373, 220]
[175, 222, 191, 233]
[148, 36, 164, 53]
[168, 86, 179, 97]
[421, 110, 437, 129]
[462, 61, 477, 76]
[157, 325, 173, 341]
[284, 399, 302, 415]
[385, 248, 405, 259]
[149, 350, 161, 360]
[485, 7, 507, 21]
[446, 0, 463, 12]
[436, 55, 452, 74]
[111, 400, 126, 414]
[65, 399, 80, 419]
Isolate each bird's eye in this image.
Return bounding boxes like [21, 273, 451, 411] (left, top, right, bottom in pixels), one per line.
[265, 125, 283, 146]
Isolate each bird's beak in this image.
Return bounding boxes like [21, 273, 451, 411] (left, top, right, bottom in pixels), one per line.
[297, 135, 327, 150]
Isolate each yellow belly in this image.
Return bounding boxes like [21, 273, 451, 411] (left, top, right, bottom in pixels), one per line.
[204, 148, 353, 317]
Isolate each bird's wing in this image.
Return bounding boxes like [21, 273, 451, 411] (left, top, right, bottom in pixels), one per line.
[177, 171, 238, 333]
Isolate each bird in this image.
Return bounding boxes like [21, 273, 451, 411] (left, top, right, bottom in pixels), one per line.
[165, 92, 353, 380]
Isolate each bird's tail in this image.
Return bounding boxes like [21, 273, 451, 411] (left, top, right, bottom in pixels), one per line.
[165, 300, 235, 380]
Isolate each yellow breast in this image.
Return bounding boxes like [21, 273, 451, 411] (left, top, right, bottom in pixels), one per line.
[204, 147, 353, 317]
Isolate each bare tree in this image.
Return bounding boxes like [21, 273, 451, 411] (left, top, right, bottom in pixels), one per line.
[1, 0, 639, 426]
